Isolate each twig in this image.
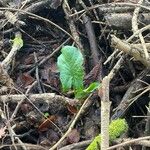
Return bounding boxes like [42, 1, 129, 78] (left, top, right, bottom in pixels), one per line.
[0, 93, 78, 106]
[127, 24, 150, 42]
[2, 104, 27, 150]
[69, 3, 150, 17]
[4, 11, 25, 26]
[49, 94, 93, 150]
[99, 76, 111, 150]
[9, 82, 38, 121]
[0, 7, 74, 41]
[107, 136, 150, 150]
[25, 80, 37, 94]
[82, 14, 99, 65]
[111, 68, 150, 119]
[34, 52, 43, 93]
[104, 49, 119, 65]
[142, 102, 150, 150]
[62, 0, 84, 52]
[111, 35, 150, 67]
[0, 143, 47, 150]
[0, 64, 13, 88]
[28, 38, 70, 74]
[105, 13, 150, 30]
[59, 140, 92, 150]
[132, 0, 149, 59]
[100, 53, 124, 149]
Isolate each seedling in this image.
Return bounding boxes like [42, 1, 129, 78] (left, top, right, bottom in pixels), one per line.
[57, 45, 100, 99]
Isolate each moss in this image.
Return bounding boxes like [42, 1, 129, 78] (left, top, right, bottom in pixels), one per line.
[86, 119, 128, 150]
[86, 135, 101, 150]
[109, 119, 128, 141]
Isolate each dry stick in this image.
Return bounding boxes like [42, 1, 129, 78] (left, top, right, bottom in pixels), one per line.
[107, 136, 150, 150]
[104, 24, 150, 123]
[0, 143, 47, 150]
[1, 92, 77, 135]
[127, 24, 150, 42]
[8, 81, 38, 120]
[29, 38, 70, 73]
[69, 2, 150, 17]
[63, 0, 84, 52]
[100, 77, 111, 150]
[102, 5, 150, 148]
[25, 80, 37, 94]
[6, 90, 64, 135]
[82, 14, 99, 65]
[131, 43, 150, 51]
[34, 52, 43, 93]
[4, 11, 25, 27]
[2, 0, 28, 28]
[111, 22, 150, 66]
[132, 0, 149, 59]
[139, 140, 150, 147]
[100, 56, 124, 150]
[142, 102, 150, 150]
[59, 140, 92, 150]
[0, 93, 78, 107]
[111, 68, 150, 120]
[0, 7, 74, 42]
[111, 35, 150, 67]
[22, 0, 53, 14]
[105, 24, 150, 64]
[10, 81, 38, 122]
[49, 94, 93, 150]
[104, 50, 119, 65]
[1, 104, 27, 150]
[105, 13, 150, 30]
[105, 23, 150, 65]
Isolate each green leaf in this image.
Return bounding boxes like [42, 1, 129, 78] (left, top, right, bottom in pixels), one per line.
[57, 46, 84, 92]
[83, 82, 100, 93]
[44, 112, 49, 118]
[75, 82, 101, 99]
[11, 32, 23, 49]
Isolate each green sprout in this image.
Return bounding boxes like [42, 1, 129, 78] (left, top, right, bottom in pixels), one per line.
[57, 45, 100, 99]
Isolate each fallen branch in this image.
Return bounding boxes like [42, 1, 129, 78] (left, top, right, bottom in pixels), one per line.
[132, 0, 149, 59]
[111, 35, 150, 67]
[105, 13, 150, 30]
[111, 68, 150, 119]
[82, 14, 99, 65]
[108, 136, 150, 150]
[99, 76, 111, 150]
[0, 93, 74, 103]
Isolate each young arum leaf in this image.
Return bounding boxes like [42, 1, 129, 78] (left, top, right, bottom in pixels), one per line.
[57, 46, 84, 92]
[83, 82, 100, 93]
[75, 82, 101, 99]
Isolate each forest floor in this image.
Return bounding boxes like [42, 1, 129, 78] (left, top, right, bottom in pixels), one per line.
[0, 0, 150, 150]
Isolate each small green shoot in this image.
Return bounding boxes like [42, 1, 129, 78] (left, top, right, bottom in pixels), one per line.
[44, 112, 49, 118]
[75, 82, 101, 99]
[11, 32, 23, 49]
[57, 45, 100, 99]
[57, 46, 84, 92]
